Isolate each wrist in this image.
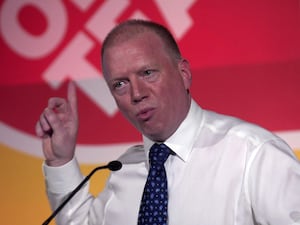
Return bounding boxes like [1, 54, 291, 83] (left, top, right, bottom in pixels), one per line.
[45, 157, 73, 167]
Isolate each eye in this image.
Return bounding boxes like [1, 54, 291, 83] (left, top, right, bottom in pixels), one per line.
[112, 80, 127, 90]
[141, 69, 159, 82]
[111, 80, 129, 95]
[143, 70, 153, 76]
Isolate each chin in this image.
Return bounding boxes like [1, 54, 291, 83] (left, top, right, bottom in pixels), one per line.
[139, 123, 168, 141]
[145, 131, 167, 142]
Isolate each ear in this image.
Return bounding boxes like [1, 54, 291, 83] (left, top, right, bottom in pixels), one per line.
[178, 58, 192, 91]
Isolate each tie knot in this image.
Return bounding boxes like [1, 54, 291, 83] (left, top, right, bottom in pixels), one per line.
[149, 143, 171, 166]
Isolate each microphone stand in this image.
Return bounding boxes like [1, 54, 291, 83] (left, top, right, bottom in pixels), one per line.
[42, 161, 122, 225]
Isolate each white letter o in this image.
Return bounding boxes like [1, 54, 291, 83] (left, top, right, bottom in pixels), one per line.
[0, 0, 67, 59]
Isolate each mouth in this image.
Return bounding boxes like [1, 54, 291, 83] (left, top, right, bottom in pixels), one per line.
[136, 107, 155, 121]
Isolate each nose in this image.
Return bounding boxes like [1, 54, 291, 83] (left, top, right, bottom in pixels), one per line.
[130, 77, 148, 104]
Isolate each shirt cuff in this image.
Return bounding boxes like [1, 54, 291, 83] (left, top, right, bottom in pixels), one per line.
[43, 157, 84, 194]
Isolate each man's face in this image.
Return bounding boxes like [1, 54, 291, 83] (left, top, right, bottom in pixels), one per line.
[103, 31, 191, 141]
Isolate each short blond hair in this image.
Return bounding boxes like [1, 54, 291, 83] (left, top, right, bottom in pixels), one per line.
[101, 19, 182, 65]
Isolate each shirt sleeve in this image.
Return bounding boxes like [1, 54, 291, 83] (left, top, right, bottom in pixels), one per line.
[248, 138, 300, 225]
[43, 158, 94, 225]
[43, 157, 84, 193]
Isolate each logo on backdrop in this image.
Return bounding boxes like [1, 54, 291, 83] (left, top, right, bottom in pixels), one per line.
[0, 0, 197, 163]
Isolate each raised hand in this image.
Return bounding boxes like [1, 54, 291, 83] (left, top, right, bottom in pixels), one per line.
[36, 82, 79, 166]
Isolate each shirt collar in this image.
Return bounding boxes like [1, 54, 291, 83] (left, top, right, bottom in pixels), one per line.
[143, 99, 203, 162]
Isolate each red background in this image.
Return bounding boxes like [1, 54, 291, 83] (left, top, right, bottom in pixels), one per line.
[0, 1, 299, 224]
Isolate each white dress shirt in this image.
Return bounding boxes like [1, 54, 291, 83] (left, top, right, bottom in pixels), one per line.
[43, 100, 300, 225]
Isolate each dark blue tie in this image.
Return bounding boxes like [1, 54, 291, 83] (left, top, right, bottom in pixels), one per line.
[138, 143, 171, 225]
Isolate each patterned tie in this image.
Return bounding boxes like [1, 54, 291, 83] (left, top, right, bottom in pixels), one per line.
[138, 143, 171, 225]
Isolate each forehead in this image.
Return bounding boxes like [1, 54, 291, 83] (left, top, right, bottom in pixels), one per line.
[107, 30, 165, 53]
[103, 31, 170, 70]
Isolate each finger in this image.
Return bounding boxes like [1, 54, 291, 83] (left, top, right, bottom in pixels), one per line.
[67, 81, 78, 114]
[35, 121, 45, 137]
[48, 97, 67, 112]
[40, 111, 51, 130]
[43, 108, 62, 133]
[38, 110, 54, 135]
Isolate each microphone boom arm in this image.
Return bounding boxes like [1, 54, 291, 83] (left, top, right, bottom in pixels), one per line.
[42, 161, 122, 225]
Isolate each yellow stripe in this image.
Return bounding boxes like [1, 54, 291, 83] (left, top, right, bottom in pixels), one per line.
[295, 149, 300, 160]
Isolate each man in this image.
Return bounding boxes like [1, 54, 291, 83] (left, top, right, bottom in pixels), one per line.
[36, 19, 300, 225]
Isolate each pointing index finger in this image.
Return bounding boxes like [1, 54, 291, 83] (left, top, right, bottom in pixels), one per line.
[67, 81, 78, 113]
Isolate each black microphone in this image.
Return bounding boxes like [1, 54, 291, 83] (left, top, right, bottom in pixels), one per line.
[42, 160, 122, 225]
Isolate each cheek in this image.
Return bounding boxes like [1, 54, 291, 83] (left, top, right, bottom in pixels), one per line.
[161, 83, 188, 113]
[115, 98, 135, 119]
[116, 101, 129, 114]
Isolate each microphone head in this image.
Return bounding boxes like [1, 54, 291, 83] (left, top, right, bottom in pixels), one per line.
[107, 160, 122, 171]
